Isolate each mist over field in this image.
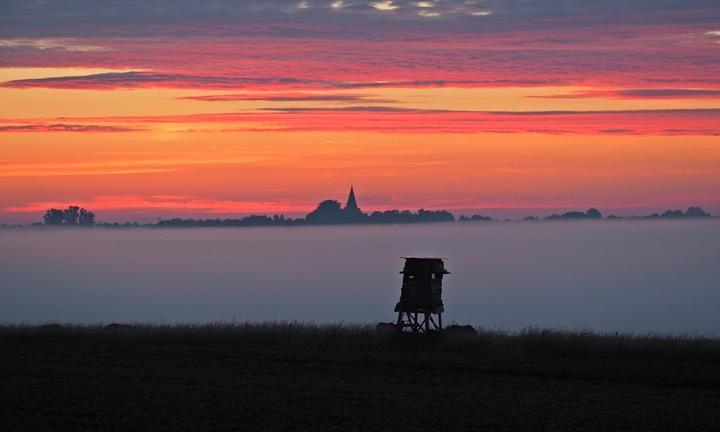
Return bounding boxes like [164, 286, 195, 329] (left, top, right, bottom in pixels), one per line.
[1, 220, 718, 335]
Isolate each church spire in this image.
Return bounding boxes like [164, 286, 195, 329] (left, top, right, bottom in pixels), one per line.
[345, 185, 359, 211]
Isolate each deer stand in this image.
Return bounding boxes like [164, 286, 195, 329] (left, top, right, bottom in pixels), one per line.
[396, 310, 442, 333]
[393, 257, 449, 334]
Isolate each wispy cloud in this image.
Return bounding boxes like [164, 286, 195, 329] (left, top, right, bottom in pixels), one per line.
[372, 1, 398, 11]
[6, 108, 718, 135]
[0, 38, 107, 52]
[0, 153, 267, 178]
[257, 106, 427, 112]
[0, 71, 477, 90]
[179, 92, 394, 103]
[0, 124, 140, 133]
[531, 88, 720, 100]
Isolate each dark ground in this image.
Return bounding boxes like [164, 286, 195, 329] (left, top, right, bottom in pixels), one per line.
[1, 324, 719, 431]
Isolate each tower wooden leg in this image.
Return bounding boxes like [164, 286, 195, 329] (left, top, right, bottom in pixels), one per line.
[396, 311, 444, 333]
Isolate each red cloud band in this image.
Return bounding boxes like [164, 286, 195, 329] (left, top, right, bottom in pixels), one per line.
[4, 108, 719, 135]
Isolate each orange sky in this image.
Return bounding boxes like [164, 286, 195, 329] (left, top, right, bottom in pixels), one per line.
[1, 1, 720, 222]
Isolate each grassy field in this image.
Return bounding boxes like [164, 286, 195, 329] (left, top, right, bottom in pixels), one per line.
[2, 323, 719, 431]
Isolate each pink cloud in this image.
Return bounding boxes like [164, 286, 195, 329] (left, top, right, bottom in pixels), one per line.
[5, 108, 718, 135]
[2, 21, 719, 92]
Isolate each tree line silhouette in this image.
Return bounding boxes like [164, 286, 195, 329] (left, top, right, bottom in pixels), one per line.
[303, 199, 454, 225]
[118, 205, 718, 227]
[33, 204, 715, 228]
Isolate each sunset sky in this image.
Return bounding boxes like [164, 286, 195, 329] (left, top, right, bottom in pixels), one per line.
[1, 0, 719, 223]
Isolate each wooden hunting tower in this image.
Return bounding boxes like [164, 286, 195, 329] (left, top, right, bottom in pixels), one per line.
[395, 257, 449, 332]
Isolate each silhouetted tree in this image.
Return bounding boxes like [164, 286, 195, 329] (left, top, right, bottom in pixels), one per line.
[637, 207, 712, 219]
[155, 214, 302, 227]
[418, 209, 455, 222]
[305, 200, 344, 224]
[79, 208, 96, 226]
[63, 206, 80, 225]
[459, 214, 493, 222]
[685, 207, 711, 218]
[586, 208, 602, 219]
[661, 209, 685, 218]
[43, 208, 65, 225]
[549, 208, 603, 220]
[367, 209, 454, 224]
[560, 211, 586, 219]
[43, 205, 95, 226]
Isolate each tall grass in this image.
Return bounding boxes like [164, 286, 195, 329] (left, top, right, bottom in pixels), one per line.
[0, 322, 377, 347]
[2, 323, 719, 363]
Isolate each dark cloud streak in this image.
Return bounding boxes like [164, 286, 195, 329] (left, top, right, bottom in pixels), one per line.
[0, 71, 480, 90]
[179, 93, 394, 103]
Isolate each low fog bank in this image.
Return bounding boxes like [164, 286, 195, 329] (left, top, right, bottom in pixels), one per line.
[1, 220, 718, 335]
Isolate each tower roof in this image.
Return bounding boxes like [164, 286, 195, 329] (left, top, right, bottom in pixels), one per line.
[345, 185, 359, 211]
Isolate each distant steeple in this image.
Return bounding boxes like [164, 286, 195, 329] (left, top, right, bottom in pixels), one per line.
[345, 185, 359, 211]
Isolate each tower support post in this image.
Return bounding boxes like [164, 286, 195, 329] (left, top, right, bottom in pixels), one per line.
[396, 310, 442, 333]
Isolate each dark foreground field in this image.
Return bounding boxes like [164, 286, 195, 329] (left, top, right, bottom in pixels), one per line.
[2, 324, 720, 431]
